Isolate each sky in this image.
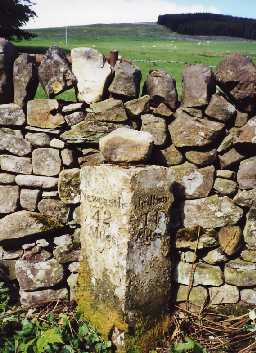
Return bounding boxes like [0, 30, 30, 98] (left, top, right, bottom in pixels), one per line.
[26, 0, 256, 29]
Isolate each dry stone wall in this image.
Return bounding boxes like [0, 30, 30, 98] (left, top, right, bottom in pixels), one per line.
[0, 37, 255, 310]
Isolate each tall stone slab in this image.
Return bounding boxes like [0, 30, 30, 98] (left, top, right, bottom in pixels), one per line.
[0, 38, 17, 104]
[78, 165, 173, 352]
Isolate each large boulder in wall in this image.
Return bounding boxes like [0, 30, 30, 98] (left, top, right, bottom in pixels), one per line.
[0, 38, 17, 104]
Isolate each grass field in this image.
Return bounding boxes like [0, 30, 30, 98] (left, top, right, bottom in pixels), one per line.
[14, 23, 256, 101]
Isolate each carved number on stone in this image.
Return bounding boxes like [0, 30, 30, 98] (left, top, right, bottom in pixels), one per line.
[91, 209, 112, 239]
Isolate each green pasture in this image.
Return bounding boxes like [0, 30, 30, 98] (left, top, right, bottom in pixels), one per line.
[14, 23, 256, 101]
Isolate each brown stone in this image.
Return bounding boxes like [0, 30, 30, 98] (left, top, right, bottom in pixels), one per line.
[205, 94, 236, 122]
[141, 114, 168, 147]
[237, 157, 256, 190]
[219, 148, 244, 169]
[27, 99, 64, 129]
[185, 149, 217, 167]
[32, 148, 61, 177]
[234, 117, 256, 145]
[124, 95, 150, 117]
[218, 226, 242, 256]
[38, 199, 70, 224]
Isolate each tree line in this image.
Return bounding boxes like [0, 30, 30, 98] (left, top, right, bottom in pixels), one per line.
[158, 13, 256, 40]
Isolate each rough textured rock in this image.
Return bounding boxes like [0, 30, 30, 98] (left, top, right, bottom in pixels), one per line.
[0, 173, 15, 184]
[25, 132, 50, 147]
[0, 211, 63, 241]
[244, 207, 256, 248]
[234, 117, 256, 145]
[15, 175, 58, 189]
[0, 104, 25, 126]
[39, 46, 76, 97]
[237, 157, 256, 190]
[20, 288, 68, 306]
[58, 169, 80, 204]
[90, 98, 128, 122]
[16, 258, 63, 291]
[13, 53, 38, 107]
[169, 111, 224, 147]
[0, 39, 17, 104]
[20, 189, 40, 211]
[185, 149, 217, 167]
[234, 189, 256, 208]
[169, 163, 215, 199]
[64, 111, 85, 126]
[0, 129, 31, 156]
[141, 114, 168, 147]
[61, 148, 74, 166]
[182, 64, 215, 107]
[179, 251, 197, 263]
[27, 99, 64, 129]
[175, 261, 223, 286]
[50, 138, 65, 149]
[71, 47, 112, 103]
[143, 69, 178, 110]
[217, 128, 239, 153]
[203, 248, 227, 265]
[218, 226, 242, 256]
[62, 102, 84, 114]
[241, 289, 256, 304]
[0, 186, 19, 213]
[205, 94, 236, 122]
[241, 249, 256, 263]
[209, 284, 239, 305]
[0, 155, 32, 174]
[184, 195, 243, 228]
[38, 199, 70, 224]
[124, 95, 150, 117]
[176, 285, 208, 306]
[157, 144, 184, 166]
[216, 53, 256, 113]
[176, 227, 218, 250]
[216, 170, 235, 179]
[225, 260, 256, 287]
[152, 103, 173, 118]
[53, 246, 80, 264]
[99, 127, 154, 163]
[67, 273, 78, 301]
[109, 60, 141, 100]
[235, 111, 248, 127]
[219, 148, 244, 169]
[32, 148, 61, 177]
[214, 178, 238, 196]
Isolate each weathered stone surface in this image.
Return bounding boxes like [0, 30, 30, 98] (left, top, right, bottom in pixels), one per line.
[237, 157, 256, 190]
[219, 148, 244, 169]
[175, 261, 223, 286]
[234, 117, 256, 145]
[141, 114, 168, 147]
[169, 163, 215, 199]
[216, 53, 256, 113]
[205, 94, 236, 122]
[0, 211, 63, 241]
[182, 64, 215, 107]
[176, 227, 218, 250]
[13, 53, 38, 107]
[20, 189, 40, 211]
[152, 103, 173, 118]
[53, 246, 80, 264]
[169, 112, 224, 147]
[209, 284, 239, 305]
[15, 175, 58, 189]
[38, 199, 70, 224]
[54, 234, 72, 247]
[39, 46, 76, 97]
[181, 106, 203, 118]
[185, 149, 217, 167]
[241, 289, 256, 304]
[0, 186, 19, 213]
[203, 248, 228, 265]
[241, 249, 256, 263]
[90, 98, 128, 122]
[235, 111, 248, 127]
[61, 148, 74, 166]
[0, 173, 15, 184]
[143, 70, 178, 110]
[176, 285, 208, 306]
[16, 258, 63, 291]
[20, 288, 68, 306]
[99, 127, 154, 163]
[216, 170, 235, 179]
[225, 260, 256, 287]
[64, 111, 85, 126]
[25, 125, 61, 135]
[0, 129, 31, 156]
[0, 155, 32, 174]
[218, 226, 242, 256]
[156, 144, 184, 166]
[71, 48, 112, 103]
[62, 102, 84, 114]
[179, 251, 197, 263]
[58, 169, 80, 204]
[78, 151, 104, 166]
[1, 259, 17, 280]
[79, 165, 174, 347]
[2, 248, 22, 260]
[184, 196, 243, 228]
[244, 207, 256, 248]
[61, 118, 121, 144]
[25, 132, 50, 147]
[67, 273, 78, 301]
[124, 95, 150, 117]
[32, 148, 61, 177]
[217, 128, 238, 153]
[50, 138, 65, 149]
[0, 104, 25, 126]
[42, 191, 58, 198]
[0, 39, 17, 104]
[109, 61, 141, 100]
[214, 178, 238, 196]
[68, 262, 80, 273]
[27, 99, 64, 129]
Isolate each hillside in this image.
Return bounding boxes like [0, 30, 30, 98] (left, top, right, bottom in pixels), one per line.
[158, 13, 256, 40]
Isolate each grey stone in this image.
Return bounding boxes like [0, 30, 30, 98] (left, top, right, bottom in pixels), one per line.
[219, 148, 244, 169]
[176, 227, 218, 250]
[205, 94, 236, 122]
[50, 138, 65, 149]
[54, 234, 72, 247]
[0, 155, 32, 174]
[179, 251, 197, 263]
[0, 173, 15, 184]
[0, 211, 63, 241]
[184, 195, 243, 228]
[15, 175, 58, 189]
[0, 185, 19, 214]
[0, 129, 31, 156]
[241, 249, 256, 263]
[61, 149, 74, 166]
[62, 102, 84, 114]
[20, 288, 68, 306]
[32, 148, 61, 177]
[90, 98, 128, 122]
[58, 169, 80, 204]
[67, 273, 78, 301]
[214, 178, 238, 196]
[124, 95, 150, 117]
[0, 104, 25, 126]
[53, 246, 80, 263]
[225, 260, 256, 287]
[20, 189, 40, 211]
[216, 170, 235, 179]
[36, 239, 49, 248]
[176, 285, 208, 306]
[0, 39, 17, 104]
[233, 189, 256, 208]
[237, 157, 256, 190]
[42, 191, 59, 198]
[25, 132, 50, 147]
[38, 199, 70, 224]
[244, 207, 256, 248]
[13, 53, 38, 107]
[203, 248, 228, 265]
[152, 103, 173, 118]
[64, 111, 85, 126]
[141, 114, 168, 147]
[99, 127, 154, 163]
[2, 248, 22, 260]
[241, 289, 256, 304]
[209, 285, 239, 305]
[16, 258, 63, 290]
[27, 99, 64, 129]
[234, 117, 256, 145]
[68, 262, 80, 273]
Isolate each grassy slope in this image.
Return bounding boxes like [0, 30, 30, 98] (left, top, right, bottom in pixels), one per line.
[14, 23, 256, 100]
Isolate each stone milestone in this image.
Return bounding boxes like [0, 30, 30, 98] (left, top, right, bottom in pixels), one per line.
[78, 165, 174, 351]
